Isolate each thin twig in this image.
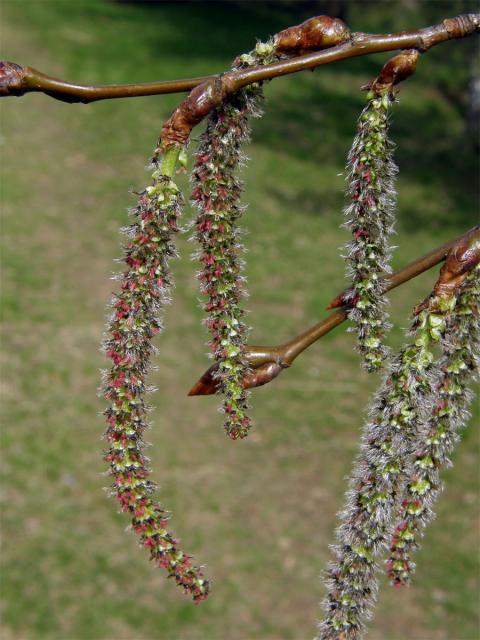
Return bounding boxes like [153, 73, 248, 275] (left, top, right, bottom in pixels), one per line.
[1, 13, 478, 103]
[189, 227, 479, 396]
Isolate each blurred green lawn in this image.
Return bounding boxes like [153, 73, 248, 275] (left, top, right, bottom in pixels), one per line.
[1, 1, 479, 639]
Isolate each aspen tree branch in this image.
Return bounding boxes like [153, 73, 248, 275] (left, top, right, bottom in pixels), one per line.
[189, 226, 480, 396]
[0, 13, 478, 103]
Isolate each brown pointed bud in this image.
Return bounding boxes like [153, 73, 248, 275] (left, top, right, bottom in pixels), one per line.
[414, 226, 480, 314]
[326, 294, 342, 310]
[368, 49, 420, 94]
[326, 288, 354, 310]
[0, 61, 26, 97]
[188, 363, 218, 396]
[274, 16, 350, 55]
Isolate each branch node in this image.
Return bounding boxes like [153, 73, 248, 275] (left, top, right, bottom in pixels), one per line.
[443, 13, 480, 38]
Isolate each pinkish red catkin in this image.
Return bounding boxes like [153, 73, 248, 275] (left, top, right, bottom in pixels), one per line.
[190, 42, 278, 440]
[101, 152, 209, 601]
[387, 265, 480, 586]
[317, 289, 459, 639]
[343, 91, 398, 372]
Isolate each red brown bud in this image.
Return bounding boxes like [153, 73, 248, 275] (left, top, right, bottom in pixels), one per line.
[274, 16, 351, 55]
[0, 61, 26, 97]
[414, 226, 480, 314]
[240, 361, 284, 390]
[327, 291, 348, 310]
[188, 362, 218, 396]
[159, 75, 234, 152]
[369, 49, 420, 94]
[432, 226, 480, 298]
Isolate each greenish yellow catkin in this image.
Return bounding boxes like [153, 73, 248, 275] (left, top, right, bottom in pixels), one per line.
[387, 265, 480, 585]
[190, 41, 278, 440]
[317, 290, 459, 639]
[343, 91, 398, 372]
[101, 150, 209, 601]
[190, 18, 351, 437]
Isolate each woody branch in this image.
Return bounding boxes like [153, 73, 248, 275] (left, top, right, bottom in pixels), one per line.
[0, 13, 478, 104]
[189, 227, 480, 396]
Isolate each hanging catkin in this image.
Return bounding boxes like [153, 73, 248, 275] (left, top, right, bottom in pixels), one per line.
[102, 148, 209, 601]
[388, 259, 480, 585]
[191, 17, 350, 438]
[190, 43, 277, 440]
[342, 50, 419, 372]
[317, 230, 479, 639]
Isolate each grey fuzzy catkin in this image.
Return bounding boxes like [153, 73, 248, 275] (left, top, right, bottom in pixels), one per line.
[317, 294, 459, 639]
[387, 265, 480, 585]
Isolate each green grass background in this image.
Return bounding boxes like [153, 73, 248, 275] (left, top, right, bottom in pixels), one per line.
[1, 1, 479, 639]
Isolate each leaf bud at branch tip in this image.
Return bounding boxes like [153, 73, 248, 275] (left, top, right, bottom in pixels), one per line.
[242, 361, 286, 389]
[326, 291, 348, 310]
